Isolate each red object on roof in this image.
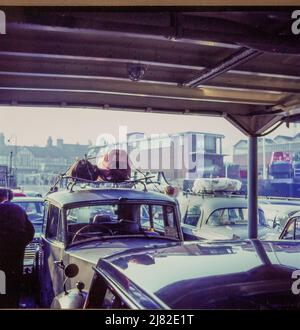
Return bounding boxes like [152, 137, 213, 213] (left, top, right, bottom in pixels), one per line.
[98, 149, 131, 182]
[12, 190, 26, 197]
[270, 151, 292, 163]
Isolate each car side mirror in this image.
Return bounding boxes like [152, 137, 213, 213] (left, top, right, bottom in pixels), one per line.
[273, 218, 281, 229]
[63, 264, 79, 295]
[64, 263, 79, 279]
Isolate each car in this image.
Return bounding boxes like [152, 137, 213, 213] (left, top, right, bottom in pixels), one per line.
[275, 212, 300, 241]
[12, 197, 44, 275]
[51, 239, 300, 309]
[178, 194, 275, 240]
[259, 199, 300, 229]
[12, 189, 26, 197]
[23, 191, 43, 198]
[37, 186, 183, 307]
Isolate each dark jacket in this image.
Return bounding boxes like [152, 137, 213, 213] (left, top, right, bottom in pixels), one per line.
[0, 201, 34, 249]
[0, 202, 35, 308]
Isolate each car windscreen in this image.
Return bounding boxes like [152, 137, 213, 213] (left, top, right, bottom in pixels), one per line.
[13, 201, 44, 233]
[206, 208, 267, 226]
[66, 202, 180, 244]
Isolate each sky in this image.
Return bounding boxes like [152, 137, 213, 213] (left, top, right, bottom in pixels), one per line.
[0, 106, 297, 158]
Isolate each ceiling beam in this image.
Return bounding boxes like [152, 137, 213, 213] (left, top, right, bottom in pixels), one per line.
[0, 87, 252, 114]
[1, 36, 299, 78]
[0, 75, 285, 106]
[6, 12, 300, 54]
[184, 47, 262, 88]
[1, 56, 300, 95]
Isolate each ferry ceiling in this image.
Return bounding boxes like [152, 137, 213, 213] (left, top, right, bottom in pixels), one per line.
[0, 8, 300, 136]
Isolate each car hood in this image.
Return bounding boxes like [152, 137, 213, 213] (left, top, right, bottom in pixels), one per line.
[101, 240, 300, 309]
[66, 237, 179, 265]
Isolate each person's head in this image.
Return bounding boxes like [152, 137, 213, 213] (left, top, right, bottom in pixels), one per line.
[0, 188, 13, 203]
[117, 204, 133, 220]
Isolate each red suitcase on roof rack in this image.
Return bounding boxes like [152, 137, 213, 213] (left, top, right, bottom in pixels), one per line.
[97, 149, 131, 183]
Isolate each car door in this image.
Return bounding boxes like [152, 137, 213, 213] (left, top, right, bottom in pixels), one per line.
[39, 202, 65, 306]
[280, 217, 300, 240]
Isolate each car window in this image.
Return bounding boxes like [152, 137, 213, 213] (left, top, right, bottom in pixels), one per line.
[42, 201, 49, 235]
[152, 205, 164, 229]
[166, 205, 175, 227]
[140, 204, 150, 227]
[207, 208, 266, 226]
[85, 273, 129, 309]
[140, 204, 179, 238]
[295, 218, 300, 240]
[69, 205, 117, 224]
[14, 201, 44, 214]
[281, 220, 295, 240]
[13, 200, 44, 234]
[66, 202, 180, 244]
[183, 204, 201, 227]
[46, 205, 61, 240]
[102, 287, 129, 309]
[207, 209, 225, 226]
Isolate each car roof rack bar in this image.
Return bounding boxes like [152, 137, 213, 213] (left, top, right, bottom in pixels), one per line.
[47, 173, 158, 194]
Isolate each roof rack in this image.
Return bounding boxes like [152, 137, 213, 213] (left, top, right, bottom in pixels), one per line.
[47, 171, 164, 195]
[182, 189, 246, 199]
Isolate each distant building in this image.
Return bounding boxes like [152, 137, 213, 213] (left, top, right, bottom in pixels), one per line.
[0, 134, 89, 185]
[88, 131, 225, 184]
[233, 132, 300, 174]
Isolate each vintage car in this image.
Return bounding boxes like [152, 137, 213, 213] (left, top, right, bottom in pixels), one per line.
[23, 190, 43, 198]
[269, 211, 300, 241]
[51, 239, 300, 309]
[37, 186, 183, 307]
[12, 196, 44, 275]
[259, 200, 300, 229]
[178, 194, 274, 240]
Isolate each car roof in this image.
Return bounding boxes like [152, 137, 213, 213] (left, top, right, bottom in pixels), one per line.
[98, 239, 300, 309]
[186, 196, 262, 213]
[291, 210, 300, 218]
[12, 197, 44, 202]
[45, 188, 176, 207]
[260, 203, 300, 215]
[200, 196, 249, 209]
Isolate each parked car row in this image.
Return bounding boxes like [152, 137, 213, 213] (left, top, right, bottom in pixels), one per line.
[12, 189, 43, 198]
[13, 184, 300, 309]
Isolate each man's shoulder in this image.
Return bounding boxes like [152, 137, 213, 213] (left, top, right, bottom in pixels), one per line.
[0, 201, 25, 213]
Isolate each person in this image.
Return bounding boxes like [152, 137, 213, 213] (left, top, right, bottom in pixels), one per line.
[0, 188, 35, 308]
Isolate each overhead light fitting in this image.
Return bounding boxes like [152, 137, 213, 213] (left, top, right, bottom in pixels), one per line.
[128, 64, 146, 82]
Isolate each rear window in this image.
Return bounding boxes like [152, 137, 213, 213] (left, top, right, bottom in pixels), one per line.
[207, 208, 266, 226]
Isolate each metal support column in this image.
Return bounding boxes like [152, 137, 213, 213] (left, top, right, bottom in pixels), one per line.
[248, 135, 258, 239]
